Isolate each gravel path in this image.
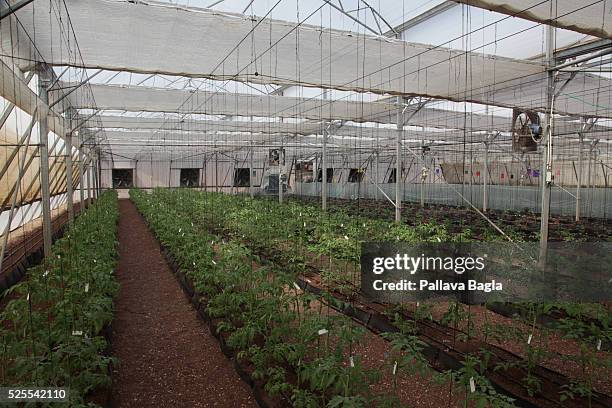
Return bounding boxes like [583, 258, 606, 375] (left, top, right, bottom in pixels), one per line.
[110, 199, 257, 407]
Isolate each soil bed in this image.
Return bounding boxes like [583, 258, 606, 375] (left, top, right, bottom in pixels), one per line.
[110, 199, 256, 407]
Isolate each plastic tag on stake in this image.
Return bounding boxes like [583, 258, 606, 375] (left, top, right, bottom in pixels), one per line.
[72, 330, 83, 336]
[469, 377, 476, 393]
[527, 334, 533, 345]
[293, 282, 301, 291]
[597, 339, 602, 351]
[349, 356, 354, 368]
[318, 329, 328, 336]
[392, 361, 397, 375]
[212, 260, 217, 265]
[344, 235, 349, 240]
[84, 283, 89, 293]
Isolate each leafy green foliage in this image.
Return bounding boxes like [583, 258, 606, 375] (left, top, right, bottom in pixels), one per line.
[0, 191, 119, 406]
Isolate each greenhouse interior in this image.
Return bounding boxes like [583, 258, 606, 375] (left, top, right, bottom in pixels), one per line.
[0, 0, 611, 407]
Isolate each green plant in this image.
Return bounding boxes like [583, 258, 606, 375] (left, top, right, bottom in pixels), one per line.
[0, 191, 119, 406]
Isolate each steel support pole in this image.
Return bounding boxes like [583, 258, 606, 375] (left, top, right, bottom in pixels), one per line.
[97, 151, 102, 195]
[586, 145, 593, 217]
[88, 156, 95, 202]
[322, 123, 328, 211]
[37, 68, 53, 257]
[375, 123, 379, 201]
[575, 134, 583, 221]
[230, 156, 235, 196]
[279, 144, 283, 204]
[215, 153, 219, 193]
[374, 151, 379, 201]
[250, 142, 254, 199]
[420, 167, 425, 208]
[538, 24, 556, 269]
[589, 147, 597, 217]
[65, 132, 74, 223]
[79, 146, 85, 211]
[483, 141, 489, 212]
[395, 97, 403, 224]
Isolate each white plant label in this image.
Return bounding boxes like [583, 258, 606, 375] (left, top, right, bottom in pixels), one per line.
[93, 259, 97, 263]
[178, 228, 182, 233]
[597, 339, 602, 351]
[349, 356, 355, 368]
[26, 293, 30, 301]
[84, 283, 89, 293]
[293, 282, 301, 291]
[469, 377, 476, 393]
[392, 361, 397, 375]
[212, 260, 217, 265]
[527, 334, 533, 345]
[43, 270, 49, 277]
[72, 330, 83, 336]
[303, 222, 306, 228]
[344, 235, 349, 240]
[318, 329, 328, 336]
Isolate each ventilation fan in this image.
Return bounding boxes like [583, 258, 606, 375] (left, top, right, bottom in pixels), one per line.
[511, 108, 542, 153]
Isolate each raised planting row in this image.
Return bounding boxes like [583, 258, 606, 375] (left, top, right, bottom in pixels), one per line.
[137, 188, 611, 408]
[131, 188, 519, 408]
[0, 191, 119, 407]
[286, 196, 612, 242]
[280, 196, 612, 346]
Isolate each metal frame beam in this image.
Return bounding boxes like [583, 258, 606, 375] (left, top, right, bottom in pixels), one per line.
[0, 0, 35, 20]
[37, 66, 53, 257]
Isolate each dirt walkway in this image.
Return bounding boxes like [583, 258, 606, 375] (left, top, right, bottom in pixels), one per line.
[111, 199, 256, 407]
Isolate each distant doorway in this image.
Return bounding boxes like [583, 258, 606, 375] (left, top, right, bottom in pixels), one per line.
[233, 168, 251, 187]
[112, 169, 134, 188]
[180, 168, 200, 187]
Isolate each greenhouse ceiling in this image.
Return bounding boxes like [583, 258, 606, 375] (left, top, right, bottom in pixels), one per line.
[1, 0, 611, 161]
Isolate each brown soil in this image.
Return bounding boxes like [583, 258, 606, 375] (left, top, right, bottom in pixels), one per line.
[110, 199, 256, 407]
